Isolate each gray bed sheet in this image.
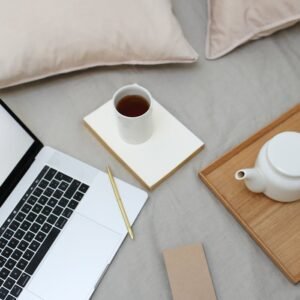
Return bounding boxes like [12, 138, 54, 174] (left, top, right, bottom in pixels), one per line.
[1, 1, 300, 299]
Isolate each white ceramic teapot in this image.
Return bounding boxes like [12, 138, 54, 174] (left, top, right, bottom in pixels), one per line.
[235, 131, 300, 202]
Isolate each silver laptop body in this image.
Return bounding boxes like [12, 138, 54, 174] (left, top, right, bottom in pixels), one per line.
[0, 99, 147, 300]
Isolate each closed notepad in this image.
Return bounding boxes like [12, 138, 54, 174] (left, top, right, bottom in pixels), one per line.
[84, 99, 204, 189]
[163, 244, 216, 300]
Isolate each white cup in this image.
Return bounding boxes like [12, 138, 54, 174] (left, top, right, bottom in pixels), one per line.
[113, 83, 154, 144]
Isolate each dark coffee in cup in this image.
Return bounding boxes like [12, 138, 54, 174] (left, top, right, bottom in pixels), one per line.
[113, 84, 153, 144]
[116, 95, 150, 117]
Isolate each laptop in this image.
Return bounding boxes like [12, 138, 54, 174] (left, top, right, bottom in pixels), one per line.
[0, 99, 148, 300]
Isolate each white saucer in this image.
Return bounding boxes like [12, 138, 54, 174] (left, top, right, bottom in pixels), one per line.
[84, 99, 204, 189]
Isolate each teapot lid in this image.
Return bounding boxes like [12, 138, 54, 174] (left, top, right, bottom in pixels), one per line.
[267, 131, 300, 177]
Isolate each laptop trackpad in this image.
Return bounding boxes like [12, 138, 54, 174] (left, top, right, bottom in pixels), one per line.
[27, 213, 122, 300]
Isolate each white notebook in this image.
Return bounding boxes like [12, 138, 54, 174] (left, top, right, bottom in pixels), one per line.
[84, 99, 204, 189]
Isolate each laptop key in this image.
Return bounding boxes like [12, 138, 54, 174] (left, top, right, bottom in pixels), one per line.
[30, 223, 41, 234]
[24, 232, 35, 243]
[9, 221, 20, 231]
[47, 214, 58, 225]
[23, 249, 34, 261]
[41, 223, 51, 234]
[21, 204, 31, 214]
[6, 295, 16, 300]
[53, 206, 63, 216]
[17, 273, 30, 287]
[58, 181, 68, 191]
[41, 206, 52, 216]
[39, 180, 48, 189]
[15, 213, 26, 223]
[58, 198, 68, 208]
[27, 196, 38, 205]
[29, 241, 40, 252]
[55, 172, 72, 183]
[11, 250, 22, 261]
[3, 229, 14, 240]
[36, 214, 46, 225]
[44, 168, 56, 181]
[55, 217, 67, 229]
[38, 195, 48, 205]
[16, 259, 28, 270]
[0, 238, 8, 249]
[10, 268, 21, 281]
[44, 187, 54, 197]
[20, 221, 31, 231]
[8, 238, 18, 249]
[5, 259, 16, 270]
[42, 165, 50, 174]
[10, 285, 22, 297]
[14, 229, 25, 240]
[0, 268, 10, 280]
[26, 227, 59, 275]
[17, 241, 29, 252]
[73, 192, 84, 201]
[49, 179, 59, 189]
[0, 287, 9, 299]
[35, 232, 46, 243]
[62, 208, 73, 218]
[33, 187, 43, 197]
[2, 247, 13, 258]
[32, 204, 42, 214]
[3, 277, 15, 290]
[68, 200, 78, 210]
[26, 212, 37, 222]
[48, 198, 58, 208]
[79, 183, 89, 193]
[53, 189, 63, 200]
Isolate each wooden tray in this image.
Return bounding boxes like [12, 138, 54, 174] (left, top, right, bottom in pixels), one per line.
[199, 104, 300, 283]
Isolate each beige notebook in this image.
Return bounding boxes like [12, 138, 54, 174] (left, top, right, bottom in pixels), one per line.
[163, 244, 217, 300]
[84, 99, 204, 189]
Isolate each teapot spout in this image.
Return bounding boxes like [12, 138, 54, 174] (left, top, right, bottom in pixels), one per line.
[235, 168, 266, 193]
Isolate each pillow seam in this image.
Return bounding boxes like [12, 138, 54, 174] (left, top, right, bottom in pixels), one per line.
[0, 58, 198, 89]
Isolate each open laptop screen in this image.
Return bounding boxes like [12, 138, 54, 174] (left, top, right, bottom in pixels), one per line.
[0, 106, 34, 185]
[0, 100, 43, 206]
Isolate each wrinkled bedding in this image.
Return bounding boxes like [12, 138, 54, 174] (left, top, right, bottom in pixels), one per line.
[1, 0, 300, 299]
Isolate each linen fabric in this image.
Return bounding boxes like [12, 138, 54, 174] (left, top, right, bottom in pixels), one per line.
[0, 0, 198, 88]
[206, 0, 300, 59]
[1, 0, 300, 298]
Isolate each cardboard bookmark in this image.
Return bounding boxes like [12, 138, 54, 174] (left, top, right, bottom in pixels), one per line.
[163, 244, 216, 300]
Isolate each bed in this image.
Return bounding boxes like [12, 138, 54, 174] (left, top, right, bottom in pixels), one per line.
[1, 0, 300, 299]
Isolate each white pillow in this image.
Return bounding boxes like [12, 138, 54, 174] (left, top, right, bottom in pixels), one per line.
[206, 0, 300, 59]
[0, 0, 198, 88]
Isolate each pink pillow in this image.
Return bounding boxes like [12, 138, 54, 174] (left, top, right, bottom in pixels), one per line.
[206, 0, 300, 59]
[0, 0, 198, 88]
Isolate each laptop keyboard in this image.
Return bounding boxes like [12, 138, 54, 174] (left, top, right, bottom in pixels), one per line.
[0, 166, 89, 299]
